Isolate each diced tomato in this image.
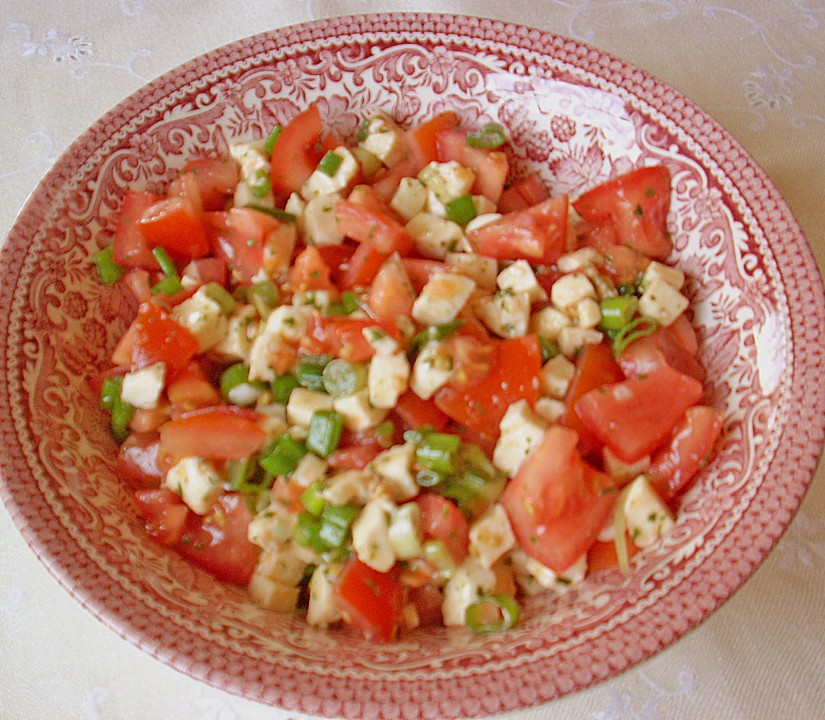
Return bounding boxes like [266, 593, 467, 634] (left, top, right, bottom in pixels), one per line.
[436, 128, 508, 203]
[416, 493, 470, 564]
[121, 268, 153, 303]
[287, 246, 337, 293]
[435, 336, 542, 438]
[587, 535, 639, 572]
[303, 315, 377, 363]
[339, 241, 387, 289]
[179, 157, 239, 211]
[391, 391, 450, 433]
[407, 583, 443, 627]
[404, 111, 460, 169]
[575, 364, 705, 464]
[401, 258, 447, 293]
[335, 199, 415, 256]
[617, 327, 706, 383]
[504, 172, 551, 212]
[176, 493, 261, 585]
[167, 362, 222, 409]
[448, 422, 498, 459]
[561, 342, 625, 458]
[138, 174, 209, 260]
[159, 405, 268, 462]
[598, 244, 649, 287]
[134, 488, 189, 546]
[269, 104, 325, 201]
[113, 190, 164, 269]
[466, 195, 568, 265]
[127, 301, 200, 372]
[118, 432, 163, 488]
[366, 254, 416, 323]
[336, 558, 404, 642]
[573, 166, 672, 260]
[182, 256, 228, 289]
[129, 404, 170, 434]
[648, 405, 724, 500]
[316, 242, 357, 287]
[328, 444, 382, 471]
[346, 184, 389, 212]
[667, 312, 700, 356]
[369, 157, 420, 202]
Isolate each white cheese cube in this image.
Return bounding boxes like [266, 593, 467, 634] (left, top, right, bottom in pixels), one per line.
[424, 189, 448, 219]
[465, 212, 502, 234]
[603, 447, 650, 483]
[556, 247, 600, 273]
[469, 504, 515, 569]
[445, 252, 498, 291]
[496, 260, 548, 303]
[231, 142, 274, 209]
[121, 362, 166, 410]
[321, 469, 376, 506]
[442, 557, 496, 626]
[550, 272, 597, 311]
[303, 193, 345, 247]
[534, 397, 566, 423]
[307, 563, 343, 627]
[540, 354, 576, 399]
[493, 400, 547, 477]
[575, 297, 602, 329]
[583, 265, 619, 301]
[368, 352, 410, 409]
[248, 573, 300, 612]
[362, 326, 400, 356]
[247, 332, 289, 383]
[301, 146, 359, 200]
[170, 286, 228, 352]
[286, 388, 334, 428]
[388, 502, 423, 560]
[213, 305, 257, 360]
[410, 340, 454, 400]
[359, 113, 405, 166]
[333, 387, 387, 431]
[418, 161, 475, 204]
[530, 305, 572, 342]
[558, 327, 603, 358]
[262, 222, 297, 282]
[641, 260, 685, 291]
[284, 192, 306, 222]
[163, 457, 222, 515]
[510, 549, 587, 595]
[411, 272, 476, 326]
[370, 443, 418, 502]
[405, 212, 465, 259]
[390, 177, 428, 221]
[621, 475, 675, 548]
[248, 502, 297, 550]
[351, 498, 395, 572]
[262, 304, 312, 344]
[476, 291, 531, 338]
[472, 194, 497, 216]
[253, 547, 307, 586]
[638, 277, 689, 327]
[290, 453, 328, 488]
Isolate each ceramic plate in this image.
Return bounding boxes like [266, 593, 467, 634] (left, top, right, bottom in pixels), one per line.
[1, 13, 824, 720]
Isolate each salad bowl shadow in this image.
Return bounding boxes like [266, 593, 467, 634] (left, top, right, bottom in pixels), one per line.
[1, 13, 824, 720]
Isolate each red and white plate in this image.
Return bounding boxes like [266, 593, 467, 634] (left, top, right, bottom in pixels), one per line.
[1, 13, 823, 720]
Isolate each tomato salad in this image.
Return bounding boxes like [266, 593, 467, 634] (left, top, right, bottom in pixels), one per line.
[93, 104, 723, 641]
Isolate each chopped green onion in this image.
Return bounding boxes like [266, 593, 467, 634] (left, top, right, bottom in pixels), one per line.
[416, 468, 446, 488]
[617, 282, 638, 296]
[99, 376, 122, 412]
[272, 374, 300, 404]
[317, 151, 343, 177]
[300, 481, 326, 517]
[410, 320, 464, 355]
[612, 316, 658, 356]
[422, 539, 455, 580]
[259, 434, 307, 477]
[317, 504, 359, 550]
[356, 118, 371, 142]
[416, 432, 461, 474]
[226, 457, 255, 490]
[204, 282, 236, 314]
[294, 511, 324, 552]
[249, 279, 280, 318]
[439, 443, 506, 516]
[306, 410, 344, 458]
[152, 247, 178, 278]
[150, 275, 183, 296]
[466, 123, 508, 149]
[93, 246, 126, 285]
[325, 290, 360, 316]
[219, 363, 265, 405]
[374, 420, 395, 443]
[539, 337, 560, 362]
[99, 375, 134, 442]
[246, 204, 296, 223]
[599, 296, 639, 332]
[263, 125, 282, 157]
[465, 594, 520, 633]
[297, 356, 332, 391]
[322, 359, 368, 397]
[249, 167, 271, 198]
[445, 194, 477, 226]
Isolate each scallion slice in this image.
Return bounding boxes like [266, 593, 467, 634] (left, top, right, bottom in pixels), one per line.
[272, 374, 300, 404]
[466, 123, 508, 149]
[259, 434, 307, 477]
[249, 167, 271, 198]
[465, 594, 520, 633]
[410, 320, 464, 355]
[246, 204, 296, 223]
[416, 432, 461, 474]
[305, 410, 344, 458]
[93, 246, 125, 285]
[445, 194, 477, 226]
[599, 295, 639, 332]
[297, 356, 332, 391]
[300, 481, 326, 517]
[262, 125, 282, 157]
[612, 316, 658, 356]
[322, 359, 367, 397]
[317, 151, 343, 177]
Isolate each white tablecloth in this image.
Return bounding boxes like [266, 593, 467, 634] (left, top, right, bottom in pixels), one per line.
[1, 2, 823, 718]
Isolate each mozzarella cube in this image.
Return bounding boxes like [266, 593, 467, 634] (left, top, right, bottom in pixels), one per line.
[442, 557, 496, 626]
[292, 289, 334, 313]
[540, 354, 576, 399]
[418, 161, 475, 204]
[303, 193, 344, 247]
[370, 442, 418, 502]
[359, 113, 405, 166]
[638, 277, 689, 327]
[641, 261, 685, 291]
[321, 469, 376, 506]
[231, 142, 274, 209]
[171, 286, 228, 352]
[621, 474, 675, 548]
[558, 327, 603, 358]
[390, 177, 428, 220]
[575, 297, 602, 329]
[410, 340, 454, 400]
[302, 146, 359, 200]
[496, 260, 548, 303]
[472, 194, 497, 216]
[284, 192, 306, 222]
[213, 305, 257, 360]
[248, 502, 297, 550]
[556, 247, 600, 273]
[362, 326, 400, 356]
[550, 272, 597, 311]
[163, 457, 222, 515]
[262, 304, 312, 344]
[388, 502, 423, 560]
[247, 332, 289, 383]
[411, 272, 476, 326]
[493, 400, 547, 477]
[534, 397, 566, 423]
[307, 563, 343, 627]
[333, 387, 387, 431]
[253, 546, 307, 586]
[476, 291, 531, 338]
[121, 362, 166, 410]
[469, 504, 515, 569]
[368, 352, 410, 409]
[405, 212, 465, 259]
[351, 498, 395, 572]
[465, 212, 502, 234]
[286, 388, 334, 428]
[248, 572, 301, 612]
[445, 252, 498, 290]
[290, 453, 328, 488]
[511, 550, 587, 595]
[530, 305, 572, 342]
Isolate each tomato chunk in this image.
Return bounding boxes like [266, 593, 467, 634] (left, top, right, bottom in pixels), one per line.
[119, 433, 163, 489]
[303, 315, 378, 363]
[336, 558, 404, 642]
[127, 302, 200, 373]
[180, 157, 239, 211]
[366, 253, 416, 324]
[135, 488, 189, 546]
[416, 493, 470, 563]
[138, 177, 209, 260]
[335, 199, 415, 256]
[269, 104, 325, 201]
[391, 391, 449, 433]
[159, 406, 268, 462]
[404, 111, 459, 168]
[113, 190, 164, 269]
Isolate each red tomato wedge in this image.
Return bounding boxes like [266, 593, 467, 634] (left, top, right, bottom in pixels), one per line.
[366, 253, 416, 324]
[118, 432, 163, 489]
[287, 246, 336, 292]
[303, 315, 378, 363]
[335, 199, 415, 256]
[138, 175, 209, 260]
[113, 190, 164, 269]
[135, 488, 189, 546]
[575, 364, 704, 463]
[401, 258, 446, 293]
[269, 104, 325, 201]
[166, 362, 222, 409]
[466, 195, 568, 264]
[404, 111, 459, 169]
[339, 241, 387, 289]
[125, 302, 200, 373]
[180, 156, 239, 211]
[159, 406, 267, 462]
[328, 444, 382, 471]
[336, 558, 404, 642]
[648, 405, 724, 500]
[416, 493, 470, 563]
[391, 391, 450, 433]
[573, 166, 672, 260]
[436, 128, 509, 203]
[498, 172, 551, 213]
[618, 327, 706, 384]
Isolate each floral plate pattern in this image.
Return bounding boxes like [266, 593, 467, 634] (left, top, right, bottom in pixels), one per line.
[1, 13, 823, 720]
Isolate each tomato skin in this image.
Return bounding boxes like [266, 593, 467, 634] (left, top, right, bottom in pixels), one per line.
[336, 558, 404, 642]
[159, 406, 268, 462]
[206, 207, 286, 284]
[303, 315, 377, 363]
[128, 301, 201, 373]
[366, 253, 416, 324]
[436, 128, 508, 203]
[287, 246, 337, 292]
[648, 405, 724, 500]
[404, 111, 460, 168]
[328, 444, 381, 471]
[575, 364, 705, 464]
[138, 178, 209, 260]
[391, 391, 449, 433]
[618, 327, 706, 384]
[134, 488, 189, 546]
[166, 362, 222, 409]
[498, 172, 550, 213]
[416, 493, 470, 563]
[118, 432, 163, 488]
[180, 157, 239, 211]
[335, 199, 415, 256]
[369, 157, 420, 202]
[339, 241, 387, 289]
[113, 190, 165, 269]
[401, 258, 446, 293]
[587, 535, 639, 572]
[176, 493, 261, 585]
[407, 583, 443, 627]
[269, 104, 325, 201]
